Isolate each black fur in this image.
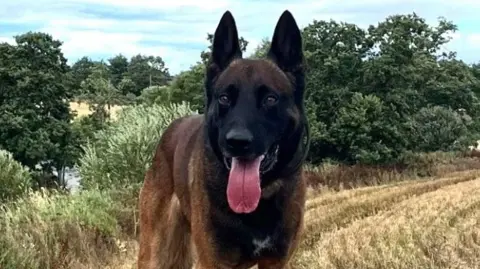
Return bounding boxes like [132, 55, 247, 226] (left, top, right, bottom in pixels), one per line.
[203, 10, 310, 263]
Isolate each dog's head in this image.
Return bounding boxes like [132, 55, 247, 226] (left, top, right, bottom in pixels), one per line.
[204, 10, 308, 213]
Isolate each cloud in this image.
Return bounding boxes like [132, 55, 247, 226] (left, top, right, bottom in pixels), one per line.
[1, 0, 479, 74]
[466, 34, 480, 47]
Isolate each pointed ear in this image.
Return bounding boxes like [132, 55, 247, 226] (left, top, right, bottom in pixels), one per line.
[210, 11, 242, 71]
[267, 10, 303, 72]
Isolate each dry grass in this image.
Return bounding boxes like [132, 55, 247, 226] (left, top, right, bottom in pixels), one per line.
[100, 169, 480, 269]
[304, 153, 480, 190]
[293, 169, 480, 269]
[70, 102, 124, 120]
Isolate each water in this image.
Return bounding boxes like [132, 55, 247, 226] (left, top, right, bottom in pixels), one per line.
[52, 167, 81, 192]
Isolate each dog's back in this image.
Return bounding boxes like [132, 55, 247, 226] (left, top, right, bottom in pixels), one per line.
[137, 114, 203, 268]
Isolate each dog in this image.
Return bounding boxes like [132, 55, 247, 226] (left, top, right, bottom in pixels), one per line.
[137, 9, 310, 269]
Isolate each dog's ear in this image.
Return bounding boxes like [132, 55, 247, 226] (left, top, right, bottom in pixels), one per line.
[205, 11, 242, 107]
[267, 10, 303, 73]
[210, 11, 242, 71]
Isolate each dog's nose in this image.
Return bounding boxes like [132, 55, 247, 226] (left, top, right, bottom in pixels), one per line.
[226, 129, 253, 154]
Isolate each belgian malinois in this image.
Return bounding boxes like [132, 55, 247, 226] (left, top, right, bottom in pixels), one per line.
[137, 9, 310, 269]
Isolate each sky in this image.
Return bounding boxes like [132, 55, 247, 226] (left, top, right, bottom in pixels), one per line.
[1, 0, 479, 75]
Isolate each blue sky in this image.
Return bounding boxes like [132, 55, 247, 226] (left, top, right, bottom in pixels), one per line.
[1, 0, 479, 75]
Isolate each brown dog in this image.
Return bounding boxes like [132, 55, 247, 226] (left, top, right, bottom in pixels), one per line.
[137, 10, 310, 269]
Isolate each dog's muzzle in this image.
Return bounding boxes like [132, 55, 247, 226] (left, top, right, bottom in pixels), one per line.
[223, 144, 279, 174]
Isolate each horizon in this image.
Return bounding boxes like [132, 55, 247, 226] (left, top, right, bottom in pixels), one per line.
[1, 0, 479, 75]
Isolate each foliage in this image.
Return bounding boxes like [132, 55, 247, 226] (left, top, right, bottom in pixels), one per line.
[125, 54, 172, 96]
[301, 13, 480, 164]
[136, 85, 172, 106]
[0, 150, 33, 203]
[404, 106, 471, 152]
[78, 102, 196, 190]
[107, 54, 129, 88]
[77, 63, 129, 124]
[163, 63, 207, 112]
[0, 32, 76, 174]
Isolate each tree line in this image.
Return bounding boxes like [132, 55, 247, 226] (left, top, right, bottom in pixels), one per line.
[1, 12, 480, 188]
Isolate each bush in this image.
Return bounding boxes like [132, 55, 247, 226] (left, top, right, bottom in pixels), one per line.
[404, 106, 471, 152]
[328, 93, 400, 164]
[136, 85, 173, 106]
[0, 150, 33, 202]
[78, 102, 196, 190]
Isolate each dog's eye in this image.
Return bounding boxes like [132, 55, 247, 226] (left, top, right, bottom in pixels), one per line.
[264, 95, 278, 106]
[218, 94, 230, 106]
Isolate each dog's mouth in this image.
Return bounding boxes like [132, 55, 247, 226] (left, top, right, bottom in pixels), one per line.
[222, 144, 279, 174]
[222, 144, 279, 214]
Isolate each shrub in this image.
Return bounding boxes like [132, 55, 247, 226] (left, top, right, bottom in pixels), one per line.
[78, 102, 196, 190]
[0, 150, 33, 202]
[404, 106, 471, 152]
[136, 85, 172, 106]
[328, 93, 400, 164]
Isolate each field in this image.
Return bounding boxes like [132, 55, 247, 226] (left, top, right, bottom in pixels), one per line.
[69, 102, 124, 120]
[99, 169, 480, 269]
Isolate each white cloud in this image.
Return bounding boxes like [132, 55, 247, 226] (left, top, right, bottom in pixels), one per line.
[1, 0, 479, 74]
[466, 34, 480, 47]
[0, 37, 14, 44]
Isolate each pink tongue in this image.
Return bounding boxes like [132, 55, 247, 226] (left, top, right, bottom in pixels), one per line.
[226, 155, 264, 214]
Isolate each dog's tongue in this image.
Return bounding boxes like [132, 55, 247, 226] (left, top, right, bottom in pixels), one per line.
[226, 155, 264, 214]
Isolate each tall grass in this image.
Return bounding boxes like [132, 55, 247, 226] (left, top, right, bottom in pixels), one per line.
[0, 186, 139, 269]
[78, 102, 196, 190]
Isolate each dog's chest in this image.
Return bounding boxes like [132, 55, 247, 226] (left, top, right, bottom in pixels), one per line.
[251, 235, 273, 256]
[212, 203, 289, 261]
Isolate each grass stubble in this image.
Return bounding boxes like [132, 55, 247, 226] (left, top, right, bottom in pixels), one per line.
[292, 169, 480, 269]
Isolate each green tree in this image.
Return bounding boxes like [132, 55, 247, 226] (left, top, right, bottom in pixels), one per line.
[301, 13, 480, 164]
[108, 54, 129, 88]
[69, 56, 96, 97]
[125, 54, 171, 96]
[78, 64, 127, 124]
[117, 76, 137, 96]
[165, 63, 206, 112]
[0, 32, 75, 176]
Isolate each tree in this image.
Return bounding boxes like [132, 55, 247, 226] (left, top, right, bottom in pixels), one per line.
[301, 13, 480, 164]
[125, 54, 171, 96]
[0, 32, 76, 179]
[69, 56, 96, 97]
[108, 54, 129, 88]
[78, 63, 127, 124]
